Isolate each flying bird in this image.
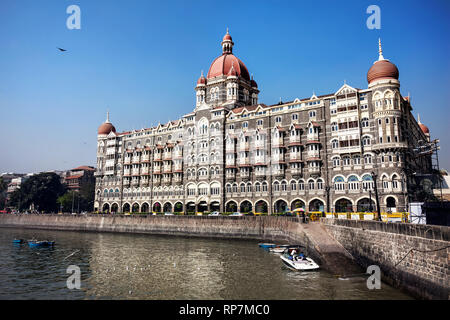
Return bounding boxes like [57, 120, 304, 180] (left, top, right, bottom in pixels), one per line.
[57, 47, 67, 52]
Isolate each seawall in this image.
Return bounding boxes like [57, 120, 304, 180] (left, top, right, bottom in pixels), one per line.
[1, 214, 448, 299]
[322, 219, 449, 300]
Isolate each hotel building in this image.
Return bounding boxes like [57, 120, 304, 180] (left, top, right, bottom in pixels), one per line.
[94, 31, 432, 214]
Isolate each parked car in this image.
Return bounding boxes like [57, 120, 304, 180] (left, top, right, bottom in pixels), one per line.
[164, 212, 174, 216]
[245, 212, 255, 216]
[229, 212, 243, 217]
[208, 211, 220, 216]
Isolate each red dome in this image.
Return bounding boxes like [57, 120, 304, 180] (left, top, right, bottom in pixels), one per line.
[207, 54, 250, 81]
[223, 33, 232, 41]
[419, 123, 429, 134]
[197, 74, 206, 85]
[367, 59, 399, 84]
[98, 122, 116, 135]
[251, 78, 258, 88]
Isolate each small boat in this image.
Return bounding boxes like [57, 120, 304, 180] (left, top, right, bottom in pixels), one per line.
[27, 240, 55, 247]
[13, 239, 25, 244]
[258, 243, 276, 249]
[269, 246, 286, 253]
[280, 250, 320, 271]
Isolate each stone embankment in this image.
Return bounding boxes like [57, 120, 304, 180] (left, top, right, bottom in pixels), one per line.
[1, 214, 448, 299]
[322, 219, 449, 300]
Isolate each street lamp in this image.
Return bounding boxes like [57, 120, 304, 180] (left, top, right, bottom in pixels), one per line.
[363, 185, 373, 212]
[371, 171, 382, 221]
[325, 186, 331, 214]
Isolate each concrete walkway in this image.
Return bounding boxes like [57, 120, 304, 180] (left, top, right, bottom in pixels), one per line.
[301, 222, 362, 276]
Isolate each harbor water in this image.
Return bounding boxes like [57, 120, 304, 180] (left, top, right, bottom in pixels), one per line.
[0, 227, 412, 299]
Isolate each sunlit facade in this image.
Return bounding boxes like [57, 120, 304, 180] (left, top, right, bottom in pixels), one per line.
[94, 32, 432, 214]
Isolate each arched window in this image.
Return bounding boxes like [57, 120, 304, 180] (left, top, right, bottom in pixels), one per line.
[342, 156, 351, 166]
[364, 154, 373, 164]
[331, 122, 338, 132]
[332, 157, 340, 167]
[334, 176, 345, 191]
[291, 180, 297, 191]
[361, 118, 369, 128]
[308, 179, 315, 190]
[281, 181, 287, 191]
[348, 175, 359, 190]
[262, 182, 268, 192]
[298, 180, 305, 191]
[331, 139, 339, 149]
[317, 179, 324, 190]
[273, 181, 280, 192]
[362, 136, 371, 146]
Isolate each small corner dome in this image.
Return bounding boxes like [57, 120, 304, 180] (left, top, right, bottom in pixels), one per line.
[419, 123, 429, 134]
[367, 38, 399, 84]
[98, 112, 116, 135]
[98, 122, 116, 135]
[367, 60, 399, 84]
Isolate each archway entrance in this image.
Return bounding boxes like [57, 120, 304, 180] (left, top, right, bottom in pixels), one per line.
[357, 198, 375, 212]
[335, 199, 353, 213]
[198, 201, 208, 213]
[111, 203, 119, 213]
[291, 199, 305, 211]
[226, 201, 237, 213]
[152, 202, 161, 213]
[240, 201, 252, 213]
[163, 202, 172, 213]
[274, 200, 288, 214]
[309, 199, 324, 212]
[186, 202, 195, 214]
[102, 203, 110, 213]
[141, 203, 149, 213]
[210, 201, 220, 212]
[255, 200, 268, 214]
[386, 197, 397, 212]
[122, 203, 130, 213]
[174, 202, 183, 213]
[132, 203, 140, 213]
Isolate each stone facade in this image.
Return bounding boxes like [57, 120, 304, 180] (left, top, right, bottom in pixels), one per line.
[94, 32, 432, 214]
[323, 219, 449, 299]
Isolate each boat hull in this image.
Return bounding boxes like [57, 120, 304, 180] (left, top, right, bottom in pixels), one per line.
[258, 243, 276, 248]
[280, 255, 320, 271]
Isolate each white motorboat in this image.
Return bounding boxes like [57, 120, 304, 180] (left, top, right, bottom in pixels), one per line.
[269, 246, 286, 253]
[280, 252, 320, 271]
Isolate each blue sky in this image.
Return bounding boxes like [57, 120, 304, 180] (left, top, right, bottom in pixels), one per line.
[0, 0, 449, 173]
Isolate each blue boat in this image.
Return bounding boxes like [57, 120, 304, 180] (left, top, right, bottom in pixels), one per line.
[27, 240, 55, 247]
[258, 243, 276, 249]
[13, 239, 25, 244]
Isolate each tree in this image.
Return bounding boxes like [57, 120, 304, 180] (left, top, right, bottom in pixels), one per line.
[8, 173, 66, 212]
[0, 177, 7, 210]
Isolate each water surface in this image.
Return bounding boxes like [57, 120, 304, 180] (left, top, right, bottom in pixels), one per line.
[0, 228, 412, 300]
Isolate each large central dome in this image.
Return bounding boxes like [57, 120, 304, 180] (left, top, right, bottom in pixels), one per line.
[207, 54, 250, 80]
[206, 30, 251, 81]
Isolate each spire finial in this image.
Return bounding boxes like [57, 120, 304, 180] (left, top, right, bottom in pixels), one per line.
[378, 38, 384, 61]
[106, 110, 110, 123]
[226, 27, 229, 34]
[417, 113, 421, 124]
[201, 70, 204, 77]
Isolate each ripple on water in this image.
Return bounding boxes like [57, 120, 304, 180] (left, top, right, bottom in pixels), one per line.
[0, 228, 412, 300]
